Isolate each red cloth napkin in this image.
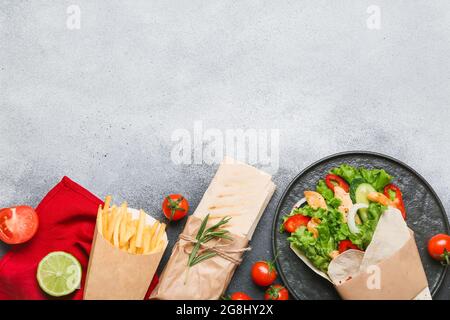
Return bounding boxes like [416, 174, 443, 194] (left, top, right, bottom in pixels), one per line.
[0, 176, 158, 300]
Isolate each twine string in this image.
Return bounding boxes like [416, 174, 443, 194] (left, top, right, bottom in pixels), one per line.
[180, 234, 251, 265]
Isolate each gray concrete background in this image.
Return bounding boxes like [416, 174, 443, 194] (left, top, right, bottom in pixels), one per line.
[1, 1, 449, 299]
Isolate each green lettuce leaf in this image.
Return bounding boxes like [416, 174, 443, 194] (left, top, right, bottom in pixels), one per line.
[359, 168, 392, 191]
[287, 206, 347, 272]
[331, 164, 392, 191]
[330, 164, 362, 183]
[316, 179, 334, 201]
[288, 226, 332, 272]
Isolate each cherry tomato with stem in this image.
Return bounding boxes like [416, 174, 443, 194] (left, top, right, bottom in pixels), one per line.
[229, 292, 252, 300]
[162, 194, 189, 221]
[251, 257, 277, 287]
[264, 284, 289, 300]
[428, 234, 450, 265]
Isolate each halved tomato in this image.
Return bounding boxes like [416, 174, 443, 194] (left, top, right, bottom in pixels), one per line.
[0, 206, 39, 244]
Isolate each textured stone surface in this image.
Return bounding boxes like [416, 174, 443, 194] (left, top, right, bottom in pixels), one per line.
[1, 1, 450, 299]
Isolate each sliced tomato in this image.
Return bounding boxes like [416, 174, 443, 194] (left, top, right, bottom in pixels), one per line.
[283, 214, 311, 233]
[162, 194, 189, 221]
[383, 184, 406, 219]
[338, 240, 359, 254]
[0, 206, 39, 244]
[325, 174, 350, 193]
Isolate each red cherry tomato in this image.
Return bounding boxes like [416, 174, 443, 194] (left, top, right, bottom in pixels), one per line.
[428, 234, 450, 265]
[162, 194, 189, 221]
[251, 260, 277, 286]
[0, 206, 39, 244]
[338, 240, 360, 254]
[383, 184, 406, 220]
[230, 292, 252, 300]
[283, 214, 311, 233]
[325, 174, 350, 193]
[264, 284, 289, 300]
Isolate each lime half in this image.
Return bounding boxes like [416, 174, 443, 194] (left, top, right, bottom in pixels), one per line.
[37, 251, 82, 297]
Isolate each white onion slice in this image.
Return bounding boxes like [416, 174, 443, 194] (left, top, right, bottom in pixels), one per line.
[347, 203, 368, 234]
[292, 198, 306, 209]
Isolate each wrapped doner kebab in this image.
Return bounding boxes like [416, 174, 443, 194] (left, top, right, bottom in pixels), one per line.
[283, 164, 430, 300]
[151, 157, 276, 300]
[292, 207, 430, 299]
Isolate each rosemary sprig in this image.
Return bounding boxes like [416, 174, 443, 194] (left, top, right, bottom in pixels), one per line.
[187, 214, 232, 268]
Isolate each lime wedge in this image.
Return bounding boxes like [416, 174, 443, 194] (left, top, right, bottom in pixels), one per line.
[37, 251, 82, 297]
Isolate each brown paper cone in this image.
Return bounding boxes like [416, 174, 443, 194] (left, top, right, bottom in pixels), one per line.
[84, 224, 166, 300]
[150, 216, 249, 300]
[334, 234, 428, 300]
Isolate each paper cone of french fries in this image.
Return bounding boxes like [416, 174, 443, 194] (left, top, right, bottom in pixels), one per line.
[84, 198, 168, 300]
[292, 207, 431, 300]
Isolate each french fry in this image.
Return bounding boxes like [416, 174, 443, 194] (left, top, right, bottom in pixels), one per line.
[102, 208, 109, 237]
[103, 195, 112, 213]
[125, 211, 132, 226]
[155, 239, 165, 252]
[123, 217, 136, 244]
[143, 226, 152, 254]
[113, 209, 124, 248]
[151, 223, 166, 251]
[96, 205, 103, 236]
[129, 235, 137, 254]
[119, 202, 128, 246]
[106, 205, 118, 242]
[135, 210, 146, 248]
[158, 223, 167, 249]
[98, 196, 166, 255]
[146, 221, 159, 251]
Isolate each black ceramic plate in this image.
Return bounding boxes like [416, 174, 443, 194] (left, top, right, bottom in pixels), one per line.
[272, 151, 449, 300]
